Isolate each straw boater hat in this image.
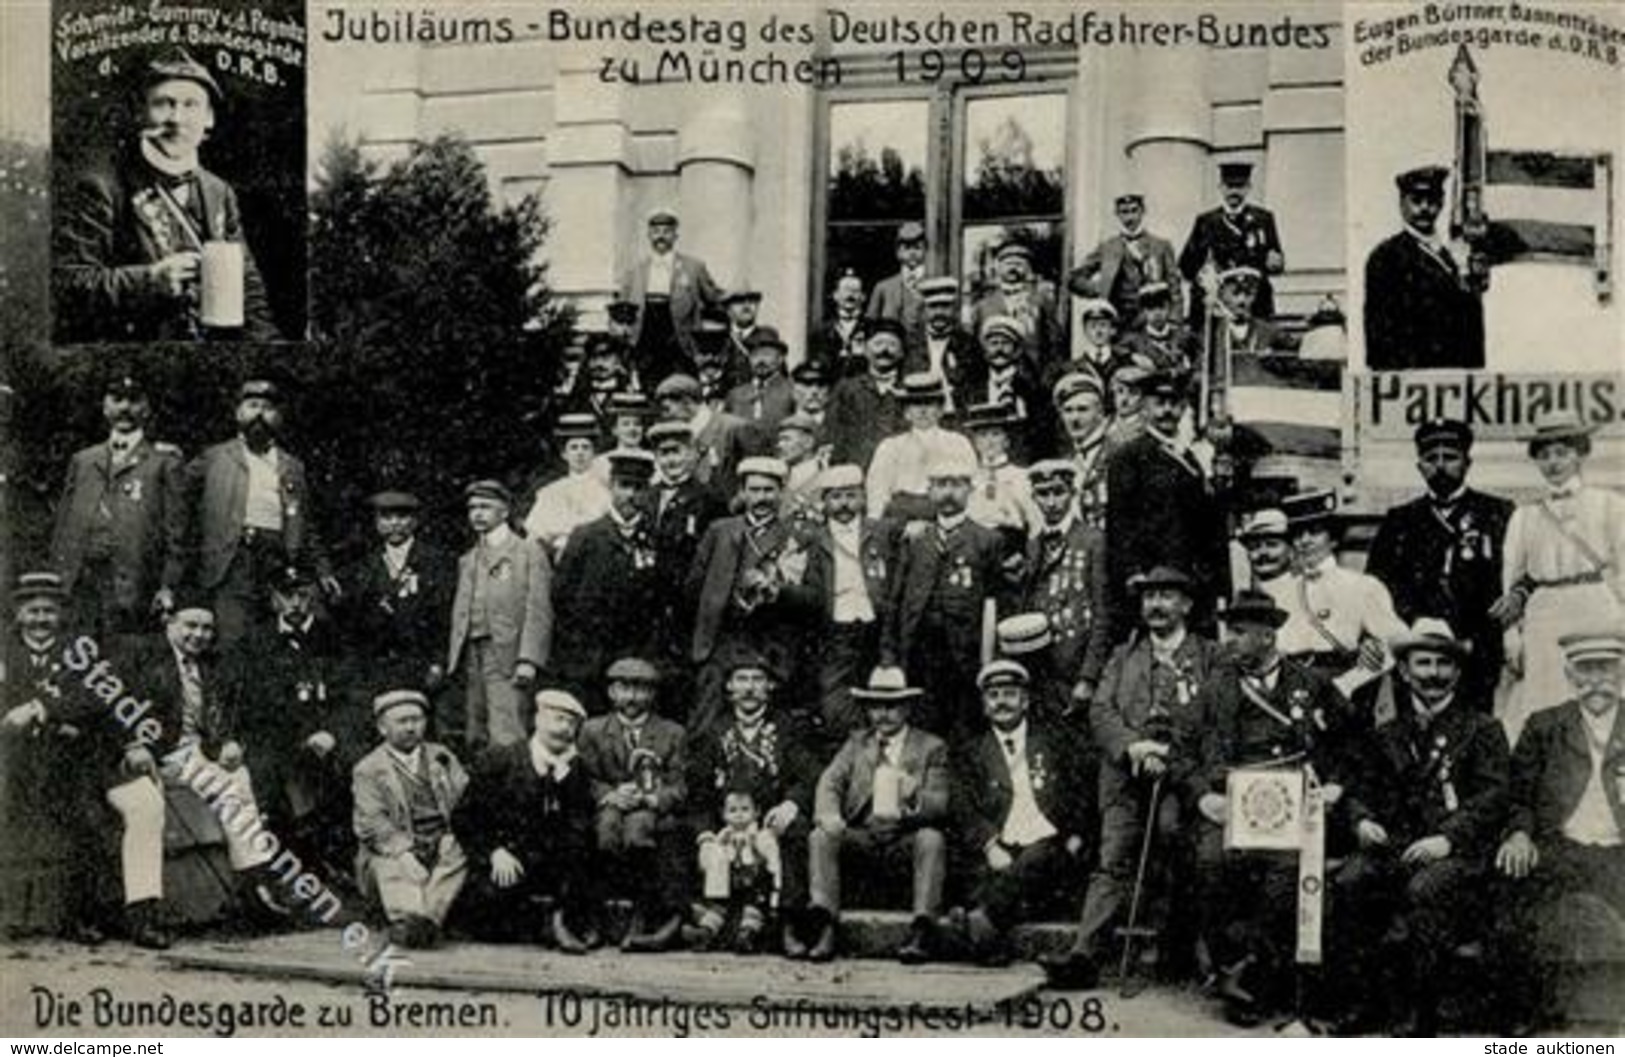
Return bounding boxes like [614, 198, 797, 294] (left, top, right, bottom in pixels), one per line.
[996, 613, 1052, 656]
[1525, 408, 1595, 455]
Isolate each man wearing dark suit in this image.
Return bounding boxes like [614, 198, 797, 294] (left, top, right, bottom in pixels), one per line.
[455, 690, 600, 949]
[619, 208, 724, 384]
[723, 329, 797, 433]
[446, 480, 553, 750]
[721, 288, 769, 370]
[883, 444, 1016, 737]
[685, 650, 823, 953]
[1363, 166, 1486, 371]
[1106, 371, 1230, 635]
[187, 377, 335, 647]
[341, 491, 456, 701]
[1492, 629, 1625, 1032]
[1332, 620, 1509, 1035]
[1023, 460, 1113, 706]
[910, 278, 984, 398]
[803, 465, 900, 739]
[1116, 281, 1199, 372]
[866, 221, 928, 351]
[1070, 193, 1184, 329]
[826, 319, 908, 470]
[51, 370, 186, 642]
[685, 457, 822, 731]
[951, 660, 1094, 965]
[1178, 162, 1285, 326]
[813, 270, 869, 374]
[578, 657, 688, 951]
[655, 373, 753, 500]
[53, 49, 278, 343]
[645, 422, 729, 697]
[552, 453, 664, 705]
[1045, 566, 1220, 987]
[1176, 590, 1362, 1026]
[958, 316, 1057, 462]
[970, 242, 1065, 373]
[804, 669, 951, 963]
[1366, 419, 1514, 708]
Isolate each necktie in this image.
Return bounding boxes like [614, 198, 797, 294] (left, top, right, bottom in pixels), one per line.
[1002, 736, 1017, 759]
[878, 735, 894, 764]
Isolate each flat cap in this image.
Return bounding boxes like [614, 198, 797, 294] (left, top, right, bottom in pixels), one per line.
[367, 490, 421, 512]
[737, 456, 789, 483]
[1128, 565, 1195, 594]
[238, 377, 280, 402]
[1114, 192, 1145, 208]
[464, 478, 513, 506]
[373, 689, 429, 719]
[993, 241, 1033, 262]
[645, 207, 679, 226]
[1236, 508, 1289, 540]
[819, 463, 865, 491]
[1052, 370, 1104, 407]
[142, 47, 221, 101]
[535, 689, 588, 719]
[646, 419, 696, 446]
[979, 314, 1025, 345]
[654, 373, 703, 400]
[605, 656, 662, 684]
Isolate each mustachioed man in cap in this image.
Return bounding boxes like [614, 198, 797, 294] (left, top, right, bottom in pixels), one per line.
[577, 657, 690, 952]
[964, 317, 1058, 462]
[353, 689, 470, 949]
[1069, 192, 1184, 331]
[1177, 160, 1284, 327]
[949, 658, 1095, 966]
[341, 490, 457, 700]
[187, 374, 336, 647]
[551, 451, 665, 704]
[1491, 627, 1625, 1032]
[1363, 165, 1486, 371]
[881, 442, 1020, 738]
[812, 269, 869, 371]
[970, 239, 1066, 374]
[522, 412, 613, 559]
[1495, 410, 1625, 747]
[455, 689, 601, 949]
[1059, 298, 1122, 387]
[865, 372, 979, 522]
[1203, 266, 1297, 366]
[1021, 458, 1113, 707]
[617, 207, 725, 386]
[654, 371, 753, 501]
[722, 287, 768, 363]
[1045, 566, 1220, 988]
[1050, 371, 1111, 531]
[685, 456, 822, 733]
[54, 47, 279, 342]
[684, 646, 822, 954]
[1365, 419, 1515, 709]
[825, 318, 909, 469]
[643, 419, 729, 688]
[866, 220, 930, 350]
[447, 479, 555, 751]
[911, 276, 983, 397]
[1330, 620, 1510, 1035]
[50, 365, 186, 642]
[776, 412, 829, 523]
[723, 326, 797, 431]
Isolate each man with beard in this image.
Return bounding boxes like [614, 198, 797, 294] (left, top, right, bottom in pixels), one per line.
[619, 208, 724, 384]
[826, 319, 908, 470]
[1106, 371, 1230, 633]
[1176, 589, 1360, 1026]
[54, 49, 278, 343]
[645, 421, 728, 700]
[456, 690, 600, 949]
[950, 659, 1094, 965]
[865, 373, 978, 522]
[1178, 162, 1284, 327]
[341, 491, 456, 700]
[1364, 166, 1486, 371]
[1052, 372, 1111, 532]
[1022, 460, 1112, 712]
[50, 369, 186, 643]
[1366, 419, 1514, 708]
[188, 377, 336, 647]
[804, 465, 899, 739]
[970, 242, 1065, 373]
[552, 452, 664, 705]
[579, 657, 688, 952]
[352, 689, 469, 950]
[724, 329, 796, 433]
[1070, 193, 1184, 329]
[910, 277, 982, 401]
[867, 222, 929, 350]
[812, 270, 868, 372]
[882, 444, 1015, 738]
[686, 457, 821, 732]
[685, 650, 821, 954]
[447, 480, 553, 750]
[1045, 567, 1220, 987]
[1332, 619, 1509, 1035]
[1493, 629, 1625, 1033]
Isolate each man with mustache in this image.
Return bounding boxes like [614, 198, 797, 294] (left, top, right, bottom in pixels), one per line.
[54, 48, 278, 342]
[1069, 193, 1184, 331]
[1178, 161, 1284, 328]
[187, 376, 336, 646]
[1331, 619, 1510, 1035]
[50, 367, 186, 643]
[825, 319, 909, 470]
[1364, 166, 1487, 370]
[619, 208, 724, 385]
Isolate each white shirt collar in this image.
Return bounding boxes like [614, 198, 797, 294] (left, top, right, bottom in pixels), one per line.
[109, 429, 145, 450]
[529, 736, 578, 778]
[481, 523, 515, 549]
[386, 744, 424, 771]
[995, 720, 1029, 756]
[936, 511, 968, 532]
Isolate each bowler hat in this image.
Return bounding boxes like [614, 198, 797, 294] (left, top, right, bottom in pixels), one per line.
[1223, 589, 1288, 629]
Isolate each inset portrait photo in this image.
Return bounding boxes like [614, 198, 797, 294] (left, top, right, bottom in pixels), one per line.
[51, 0, 307, 345]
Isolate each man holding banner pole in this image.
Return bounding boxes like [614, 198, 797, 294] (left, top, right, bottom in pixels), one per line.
[1175, 589, 1362, 1028]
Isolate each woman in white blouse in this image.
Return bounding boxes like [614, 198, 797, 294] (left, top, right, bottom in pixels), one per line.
[1496, 410, 1625, 746]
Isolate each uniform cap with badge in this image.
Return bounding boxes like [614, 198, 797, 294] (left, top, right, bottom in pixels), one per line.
[464, 478, 514, 508]
[1051, 371, 1104, 408]
[977, 658, 1031, 691]
[1026, 459, 1078, 488]
[1076, 298, 1118, 321]
[1414, 417, 1473, 454]
[790, 361, 833, 388]
[1395, 165, 1450, 199]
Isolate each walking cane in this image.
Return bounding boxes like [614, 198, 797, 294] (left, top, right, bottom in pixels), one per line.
[1116, 770, 1165, 998]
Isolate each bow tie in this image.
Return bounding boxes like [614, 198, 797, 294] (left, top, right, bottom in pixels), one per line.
[153, 169, 198, 192]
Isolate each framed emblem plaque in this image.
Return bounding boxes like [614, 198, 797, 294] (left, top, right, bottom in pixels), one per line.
[1224, 766, 1306, 851]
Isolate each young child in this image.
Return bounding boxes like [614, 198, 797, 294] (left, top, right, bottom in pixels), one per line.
[693, 787, 782, 953]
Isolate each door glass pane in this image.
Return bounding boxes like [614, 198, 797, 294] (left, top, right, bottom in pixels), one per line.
[827, 100, 928, 222]
[962, 94, 1066, 222]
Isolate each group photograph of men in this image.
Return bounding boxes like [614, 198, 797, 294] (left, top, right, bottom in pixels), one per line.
[3, 20, 1624, 1043]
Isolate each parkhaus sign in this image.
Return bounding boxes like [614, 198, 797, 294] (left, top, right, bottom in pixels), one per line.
[1360, 370, 1625, 438]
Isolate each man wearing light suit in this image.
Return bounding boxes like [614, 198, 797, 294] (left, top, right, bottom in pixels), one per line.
[804, 667, 951, 963]
[1069, 193, 1184, 330]
[619, 208, 725, 385]
[447, 480, 554, 750]
[353, 689, 469, 949]
[186, 377, 335, 646]
[51, 369, 187, 641]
